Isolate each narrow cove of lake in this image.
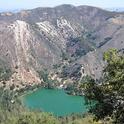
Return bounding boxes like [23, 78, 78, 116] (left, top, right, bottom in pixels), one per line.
[23, 88, 89, 116]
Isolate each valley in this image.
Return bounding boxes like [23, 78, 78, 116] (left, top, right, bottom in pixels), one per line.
[0, 5, 124, 90]
[0, 4, 124, 124]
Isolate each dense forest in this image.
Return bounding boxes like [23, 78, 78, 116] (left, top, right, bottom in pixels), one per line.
[0, 49, 124, 124]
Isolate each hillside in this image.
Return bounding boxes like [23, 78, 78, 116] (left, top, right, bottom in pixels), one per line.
[0, 4, 124, 88]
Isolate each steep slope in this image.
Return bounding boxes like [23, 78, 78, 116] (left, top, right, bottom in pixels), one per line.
[78, 15, 124, 79]
[0, 5, 124, 87]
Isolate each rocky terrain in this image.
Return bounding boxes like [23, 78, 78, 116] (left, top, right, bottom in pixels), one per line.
[0, 4, 124, 88]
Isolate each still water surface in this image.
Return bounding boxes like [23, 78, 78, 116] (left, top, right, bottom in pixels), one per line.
[23, 88, 88, 116]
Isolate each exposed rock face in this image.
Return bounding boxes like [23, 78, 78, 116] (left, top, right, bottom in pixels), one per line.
[0, 4, 124, 85]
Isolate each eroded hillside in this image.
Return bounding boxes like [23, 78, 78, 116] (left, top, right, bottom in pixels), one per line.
[0, 5, 124, 88]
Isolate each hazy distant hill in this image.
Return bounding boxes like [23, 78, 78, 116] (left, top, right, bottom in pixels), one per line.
[107, 8, 124, 12]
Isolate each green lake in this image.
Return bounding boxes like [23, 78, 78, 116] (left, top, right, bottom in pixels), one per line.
[23, 88, 88, 116]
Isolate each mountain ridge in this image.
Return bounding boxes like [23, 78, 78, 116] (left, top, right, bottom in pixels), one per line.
[0, 4, 124, 88]
[1, 4, 124, 13]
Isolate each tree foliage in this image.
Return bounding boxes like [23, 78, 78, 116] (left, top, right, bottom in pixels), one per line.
[83, 48, 124, 123]
[38, 69, 54, 89]
[0, 67, 12, 81]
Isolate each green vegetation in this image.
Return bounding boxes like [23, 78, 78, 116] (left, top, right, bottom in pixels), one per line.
[61, 64, 81, 79]
[66, 36, 95, 59]
[38, 69, 55, 89]
[98, 37, 112, 48]
[61, 51, 69, 61]
[82, 48, 124, 124]
[0, 67, 12, 81]
[0, 48, 123, 124]
[2, 111, 59, 124]
[38, 69, 49, 83]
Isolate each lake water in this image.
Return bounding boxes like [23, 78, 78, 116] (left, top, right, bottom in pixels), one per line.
[23, 88, 88, 116]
